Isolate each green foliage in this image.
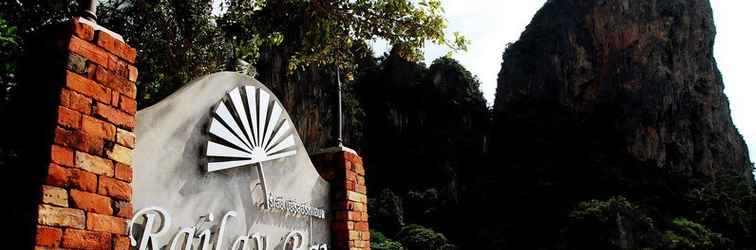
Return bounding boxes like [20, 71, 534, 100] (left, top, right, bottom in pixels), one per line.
[562, 196, 663, 249]
[0, 17, 17, 103]
[1, 0, 469, 111]
[686, 175, 756, 228]
[369, 189, 405, 236]
[99, 0, 228, 107]
[371, 230, 405, 250]
[0, 0, 77, 105]
[403, 189, 441, 224]
[219, 0, 469, 75]
[569, 196, 651, 224]
[396, 224, 453, 250]
[0, 18, 15, 46]
[663, 218, 724, 250]
[683, 174, 756, 248]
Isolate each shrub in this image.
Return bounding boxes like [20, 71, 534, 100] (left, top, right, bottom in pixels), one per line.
[371, 230, 405, 250]
[663, 217, 725, 250]
[368, 189, 405, 236]
[396, 224, 450, 250]
[561, 196, 663, 249]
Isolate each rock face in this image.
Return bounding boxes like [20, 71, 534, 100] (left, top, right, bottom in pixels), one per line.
[255, 49, 341, 153]
[489, 0, 753, 248]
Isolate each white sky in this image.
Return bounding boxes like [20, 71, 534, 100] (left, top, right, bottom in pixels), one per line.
[372, 0, 755, 166]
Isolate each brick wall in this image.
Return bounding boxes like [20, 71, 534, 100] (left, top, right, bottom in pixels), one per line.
[27, 18, 137, 250]
[312, 148, 371, 250]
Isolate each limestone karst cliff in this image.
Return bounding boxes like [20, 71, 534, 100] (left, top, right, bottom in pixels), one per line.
[487, 0, 754, 249]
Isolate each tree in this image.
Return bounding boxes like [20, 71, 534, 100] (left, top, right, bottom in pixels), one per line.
[396, 224, 454, 250]
[0, 0, 78, 106]
[99, 0, 227, 107]
[219, 0, 468, 75]
[95, 0, 468, 108]
[664, 218, 726, 250]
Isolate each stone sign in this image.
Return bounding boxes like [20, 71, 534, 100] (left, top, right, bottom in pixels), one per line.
[132, 72, 330, 249]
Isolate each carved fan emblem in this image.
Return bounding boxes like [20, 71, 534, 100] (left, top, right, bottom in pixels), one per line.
[205, 86, 296, 172]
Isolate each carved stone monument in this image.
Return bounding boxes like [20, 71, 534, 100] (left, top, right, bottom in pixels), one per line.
[132, 72, 331, 249]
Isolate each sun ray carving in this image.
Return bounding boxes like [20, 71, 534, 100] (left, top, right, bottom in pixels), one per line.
[205, 86, 296, 172]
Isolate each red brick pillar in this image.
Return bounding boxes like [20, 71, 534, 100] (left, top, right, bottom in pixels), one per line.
[28, 17, 137, 249]
[312, 147, 371, 250]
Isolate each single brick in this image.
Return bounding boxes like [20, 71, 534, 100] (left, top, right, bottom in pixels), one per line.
[81, 115, 116, 140]
[348, 201, 365, 212]
[66, 70, 111, 103]
[352, 240, 369, 248]
[121, 46, 137, 64]
[347, 191, 367, 203]
[57, 106, 80, 129]
[51, 145, 74, 167]
[86, 212, 127, 234]
[69, 168, 98, 192]
[114, 162, 132, 182]
[95, 30, 134, 63]
[115, 128, 135, 149]
[42, 185, 68, 207]
[95, 31, 117, 56]
[355, 184, 367, 194]
[36, 225, 63, 248]
[106, 55, 129, 79]
[60, 88, 93, 114]
[70, 189, 113, 215]
[68, 36, 108, 67]
[47, 164, 98, 192]
[98, 176, 132, 201]
[62, 228, 111, 250]
[119, 95, 136, 115]
[346, 180, 355, 191]
[94, 66, 136, 98]
[37, 204, 85, 229]
[94, 102, 135, 129]
[355, 222, 369, 231]
[47, 163, 71, 188]
[55, 127, 104, 156]
[106, 144, 132, 165]
[353, 162, 365, 176]
[348, 230, 360, 240]
[75, 151, 114, 176]
[127, 65, 138, 82]
[348, 211, 362, 222]
[346, 171, 356, 181]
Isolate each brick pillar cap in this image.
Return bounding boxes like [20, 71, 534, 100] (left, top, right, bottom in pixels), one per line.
[74, 16, 124, 42]
[313, 145, 358, 156]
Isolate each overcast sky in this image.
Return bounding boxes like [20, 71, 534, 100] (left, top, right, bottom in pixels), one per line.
[372, 0, 755, 166]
